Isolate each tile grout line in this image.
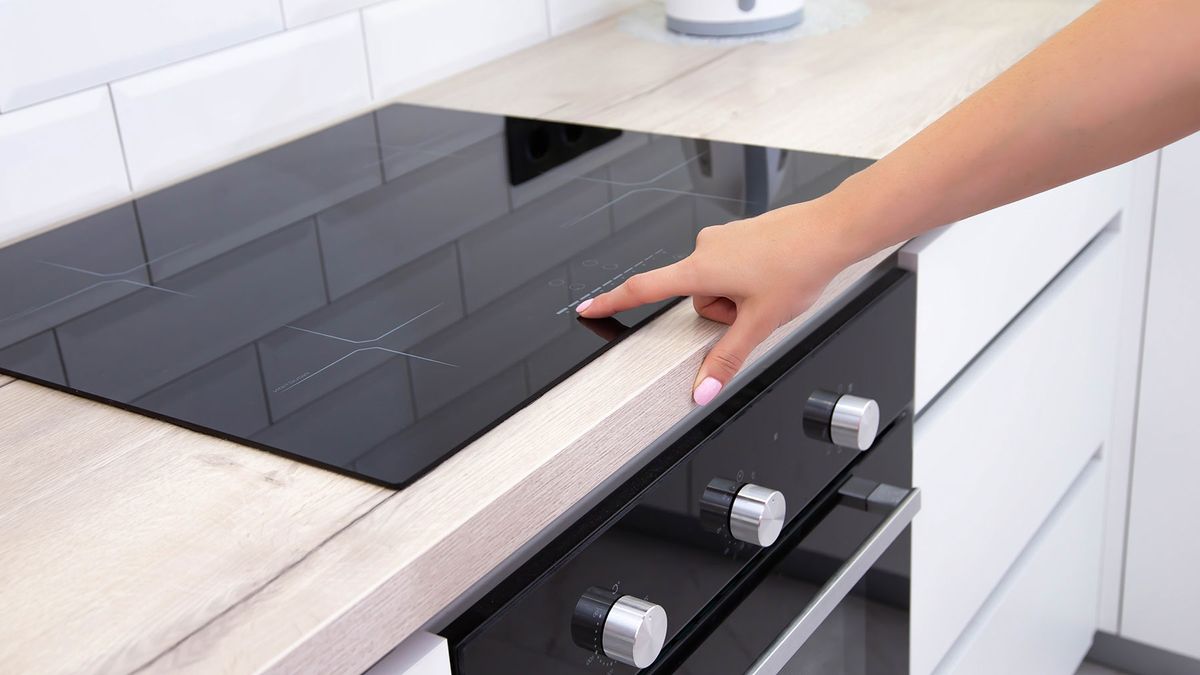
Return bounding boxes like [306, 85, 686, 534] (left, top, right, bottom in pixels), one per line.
[357, 9, 377, 101]
[105, 84, 136, 194]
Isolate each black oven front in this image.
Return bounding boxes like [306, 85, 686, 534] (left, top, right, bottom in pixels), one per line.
[443, 267, 916, 674]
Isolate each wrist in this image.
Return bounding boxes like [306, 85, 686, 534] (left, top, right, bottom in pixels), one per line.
[812, 164, 921, 266]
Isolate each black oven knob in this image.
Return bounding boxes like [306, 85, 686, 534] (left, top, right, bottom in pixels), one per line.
[699, 478, 787, 547]
[572, 587, 668, 668]
[805, 391, 881, 451]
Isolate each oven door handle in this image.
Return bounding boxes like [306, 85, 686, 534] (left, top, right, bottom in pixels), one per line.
[745, 486, 922, 675]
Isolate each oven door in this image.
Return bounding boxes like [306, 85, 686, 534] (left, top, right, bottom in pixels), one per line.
[658, 419, 918, 675]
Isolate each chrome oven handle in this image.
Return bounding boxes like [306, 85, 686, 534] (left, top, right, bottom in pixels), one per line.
[745, 486, 922, 675]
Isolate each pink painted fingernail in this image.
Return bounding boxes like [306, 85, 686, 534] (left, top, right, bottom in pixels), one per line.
[576, 298, 594, 314]
[693, 377, 722, 406]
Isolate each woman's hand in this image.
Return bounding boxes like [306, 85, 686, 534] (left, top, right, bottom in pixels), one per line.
[576, 195, 862, 405]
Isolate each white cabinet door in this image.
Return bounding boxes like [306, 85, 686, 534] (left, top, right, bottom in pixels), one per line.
[911, 230, 1121, 675]
[900, 163, 1130, 412]
[934, 458, 1105, 675]
[1121, 131, 1200, 660]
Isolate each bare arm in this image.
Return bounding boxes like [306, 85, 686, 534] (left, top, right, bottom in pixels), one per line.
[579, 0, 1200, 405]
[836, 0, 1200, 256]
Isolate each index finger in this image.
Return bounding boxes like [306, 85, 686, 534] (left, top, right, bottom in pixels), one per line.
[576, 260, 696, 318]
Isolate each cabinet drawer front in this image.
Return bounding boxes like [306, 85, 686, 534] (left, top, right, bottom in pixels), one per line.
[901, 163, 1130, 411]
[910, 231, 1120, 675]
[935, 458, 1103, 675]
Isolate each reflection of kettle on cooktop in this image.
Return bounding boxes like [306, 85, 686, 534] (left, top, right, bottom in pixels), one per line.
[666, 0, 804, 36]
[683, 139, 791, 218]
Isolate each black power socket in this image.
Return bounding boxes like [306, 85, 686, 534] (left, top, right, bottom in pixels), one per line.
[504, 117, 622, 186]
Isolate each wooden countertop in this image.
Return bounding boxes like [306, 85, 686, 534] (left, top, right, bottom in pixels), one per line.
[0, 1, 1092, 673]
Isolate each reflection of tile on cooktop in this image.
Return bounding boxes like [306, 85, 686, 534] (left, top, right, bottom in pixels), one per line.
[135, 345, 269, 438]
[0, 330, 66, 385]
[375, 104, 504, 179]
[524, 325, 600, 394]
[607, 135, 699, 229]
[354, 364, 528, 484]
[409, 267, 571, 417]
[253, 358, 415, 469]
[459, 170, 612, 312]
[258, 244, 463, 421]
[316, 134, 510, 300]
[56, 220, 326, 402]
[137, 115, 383, 281]
[567, 194, 694, 301]
[693, 192, 742, 233]
[0, 203, 145, 348]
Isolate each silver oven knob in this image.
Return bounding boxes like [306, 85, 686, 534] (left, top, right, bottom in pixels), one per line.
[830, 394, 880, 451]
[572, 588, 668, 668]
[729, 484, 787, 547]
[699, 479, 787, 547]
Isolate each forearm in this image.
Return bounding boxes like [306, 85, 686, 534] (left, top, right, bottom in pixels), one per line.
[826, 0, 1200, 260]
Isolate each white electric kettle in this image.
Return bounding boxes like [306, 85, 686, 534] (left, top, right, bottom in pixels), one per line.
[665, 0, 804, 36]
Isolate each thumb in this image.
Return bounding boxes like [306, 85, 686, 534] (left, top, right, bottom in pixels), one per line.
[693, 306, 775, 406]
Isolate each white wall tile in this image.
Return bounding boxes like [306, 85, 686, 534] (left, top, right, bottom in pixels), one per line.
[364, 0, 549, 100]
[546, 0, 640, 36]
[0, 0, 283, 112]
[0, 87, 129, 245]
[111, 14, 372, 193]
[282, 0, 377, 27]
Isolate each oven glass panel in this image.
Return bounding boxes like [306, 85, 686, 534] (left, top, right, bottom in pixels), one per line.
[673, 418, 911, 675]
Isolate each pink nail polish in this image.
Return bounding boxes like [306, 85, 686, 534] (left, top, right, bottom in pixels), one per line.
[693, 377, 722, 406]
[576, 298, 594, 314]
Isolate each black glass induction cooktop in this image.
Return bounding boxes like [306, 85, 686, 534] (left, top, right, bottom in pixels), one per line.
[0, 103, 870, 488]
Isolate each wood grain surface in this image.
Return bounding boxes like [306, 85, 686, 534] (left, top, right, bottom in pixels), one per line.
[0, 1, 1093, 672]
[404, 0, 1092, 160]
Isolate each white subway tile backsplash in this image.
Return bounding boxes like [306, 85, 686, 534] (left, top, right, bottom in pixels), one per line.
[0, 0, 283, 112]
[546, 0, 640, 36]
[111, 14, 371, 193]
[0, 87, 129, 245]
[282, 0, 377, 27]
[364, 0, 549, 100]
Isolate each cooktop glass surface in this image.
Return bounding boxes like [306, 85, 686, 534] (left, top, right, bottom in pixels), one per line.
[0, 104, 869, 488]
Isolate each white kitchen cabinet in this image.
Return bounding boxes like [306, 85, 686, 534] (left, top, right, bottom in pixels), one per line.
[911, 228, 1121, 675]
[934, 458, 1105, 675]
[899, 164, 1129, 412]
[1121, 131, 1200, 660]
[366, 631, 451, 675]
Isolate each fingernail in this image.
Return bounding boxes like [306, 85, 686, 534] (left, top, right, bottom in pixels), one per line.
[693, 377, 722, 406]
[576, 298, 594, 314]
